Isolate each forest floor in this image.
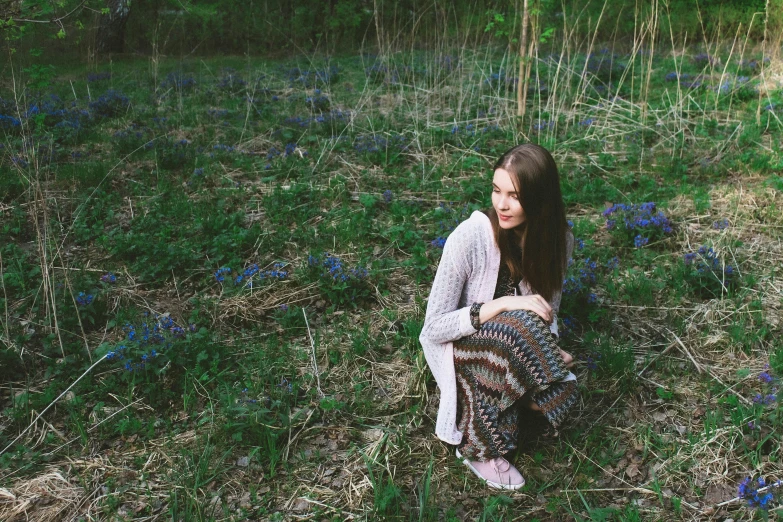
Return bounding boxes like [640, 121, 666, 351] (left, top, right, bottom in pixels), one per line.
[0, 46, 782, 521]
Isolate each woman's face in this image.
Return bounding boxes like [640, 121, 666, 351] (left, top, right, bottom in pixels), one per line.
[492, 168, 526, 229]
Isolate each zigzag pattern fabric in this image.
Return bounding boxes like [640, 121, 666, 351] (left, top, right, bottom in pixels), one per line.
[454, 309, 579, 460]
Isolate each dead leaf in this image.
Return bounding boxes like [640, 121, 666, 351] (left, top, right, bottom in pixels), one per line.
[291, 498, 310, 512]
[704, 483, 734, 505]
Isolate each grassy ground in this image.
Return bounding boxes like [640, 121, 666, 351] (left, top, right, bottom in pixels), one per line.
[0, 45, 782, 520]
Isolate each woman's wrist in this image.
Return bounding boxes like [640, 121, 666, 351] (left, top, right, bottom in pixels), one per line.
[477, 297, 506, 325]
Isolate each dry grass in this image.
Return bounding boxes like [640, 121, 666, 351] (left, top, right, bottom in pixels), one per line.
[2, 22, 783, 521]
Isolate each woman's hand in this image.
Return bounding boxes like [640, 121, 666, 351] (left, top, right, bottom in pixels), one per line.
[500, 294, 553, 323]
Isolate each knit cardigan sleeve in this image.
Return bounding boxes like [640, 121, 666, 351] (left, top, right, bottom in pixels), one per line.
[420, 222, 480, 344]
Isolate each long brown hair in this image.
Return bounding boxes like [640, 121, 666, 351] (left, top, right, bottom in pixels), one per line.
[486, 144, 569, 302]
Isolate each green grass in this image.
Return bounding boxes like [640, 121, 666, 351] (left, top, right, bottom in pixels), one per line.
[0, 45, 782, 520]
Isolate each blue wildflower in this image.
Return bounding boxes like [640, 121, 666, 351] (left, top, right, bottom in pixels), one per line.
[76, 292, 94, 307]
[634, 235, 649, 248]
[712, 218, 729, 230]
[738, 476, 779, 510]
[214, 267, 232, 283]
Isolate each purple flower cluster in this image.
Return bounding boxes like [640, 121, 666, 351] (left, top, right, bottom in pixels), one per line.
[305, 90, 330, 112]
[112, 124, 153, 153]
[449, 123, 502, 137]
[354, 133, 409, 155]
[693, 53, 719, 67]
[0, 90, 136, 145]
[738, 477, 778, 510]
[76, 292, 94, 307]
[105, 314, 193, 372]
[239, 387, 258, 405]
[664, 72, 703, 88]
[683, 246, 735, 277]
[287, 66, 338, 88]
[714, 76, 755, 95]
[603, 202, 673, 246]
[214, 267, 232, 282]
[0, 114, 21, 129]
[159, 71, 197, 91]
[100, 272, 117, 284]
[533, 121, 555, 132]
[583, 349, 602, 371]
[738, 57, 770, 71]
[308, 253, 368, 283]
[753, 393, 777, 405]
[563, 258, 598, 297]
[429, 203, 472, 248]
[682, 246, 738, 297]
[234, 263, 289, 288]
[212, 143, 236, 154]
[433, 54, 459, 72]
[584, 51, 625, 80]
[712, 218, 729, 230]
[216, 67, 247, 91]
[89, 90, 130, 119]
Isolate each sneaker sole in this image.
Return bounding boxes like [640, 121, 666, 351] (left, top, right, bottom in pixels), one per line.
[455, 449, 525, 490]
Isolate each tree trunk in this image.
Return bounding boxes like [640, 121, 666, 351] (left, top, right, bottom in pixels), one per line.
[517, 0, 529, 122]
[96, 0, 132, 54]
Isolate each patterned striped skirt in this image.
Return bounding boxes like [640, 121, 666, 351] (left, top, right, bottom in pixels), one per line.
[454, 310, 579, 460]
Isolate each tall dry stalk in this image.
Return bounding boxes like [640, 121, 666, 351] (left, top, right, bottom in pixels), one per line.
[373, 0, 384, 56]
[10, 64, 66, 359]
[0, 249, 9, 350]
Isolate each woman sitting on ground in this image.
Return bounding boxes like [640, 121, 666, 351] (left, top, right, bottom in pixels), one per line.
[419, 143, 578, 490]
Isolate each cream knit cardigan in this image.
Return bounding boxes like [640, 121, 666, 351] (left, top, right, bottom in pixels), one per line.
[419, 210, 570, 445]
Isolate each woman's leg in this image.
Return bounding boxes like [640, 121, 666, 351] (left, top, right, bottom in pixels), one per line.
[454, 309, 579, 459]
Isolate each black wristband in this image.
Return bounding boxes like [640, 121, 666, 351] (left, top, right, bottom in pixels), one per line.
[470, 302, 483, 330]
